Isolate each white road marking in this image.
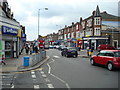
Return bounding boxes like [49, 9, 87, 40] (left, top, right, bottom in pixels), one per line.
[32, 75, 36, 78]
[11, 85, 14, 88]
[40, 71, 44, 74]
[45, 78, 50, 83]
[47, 84, 54, 88]
[53, 56, 60, 58]
[31, 71, 35, 74]
[34, 85, 40, 89]
[42, 74, 47, 78]
[47, 58, 70, 89]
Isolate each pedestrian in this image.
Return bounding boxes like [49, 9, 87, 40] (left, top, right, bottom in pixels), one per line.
[1, 54, 6, 65]
[25, 44, 29, 54]
[91, 44, 94, 53]
[35, 46, 38, 53]
[87, 46, 89, 56]
[30, 45, 33, 54]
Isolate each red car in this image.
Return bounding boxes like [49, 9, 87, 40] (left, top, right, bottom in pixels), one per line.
[97, 44, 115, 51]
[90, 50, 120, 71]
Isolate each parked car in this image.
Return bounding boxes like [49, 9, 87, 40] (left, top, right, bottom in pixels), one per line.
[61, 47, 78, 58]
[90, 50, 120, 71]
[97, 44, 115, 51]
[49, 45, 54, 49]
[58, 45, 65, 50]
[55, 45, 59, 49]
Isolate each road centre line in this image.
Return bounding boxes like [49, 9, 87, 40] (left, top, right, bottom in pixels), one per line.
[53, 56, 60, 58]
[47, 58, 71, 89]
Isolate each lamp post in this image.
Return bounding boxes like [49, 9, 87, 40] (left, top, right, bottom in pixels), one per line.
[38, 8, 48, 39]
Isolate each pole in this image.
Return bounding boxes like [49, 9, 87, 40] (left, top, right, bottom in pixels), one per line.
[38, 9, 39, 39]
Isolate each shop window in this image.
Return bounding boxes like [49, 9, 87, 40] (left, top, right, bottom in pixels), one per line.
[5, 51, 12, 58]
[5, 41, 12, 50]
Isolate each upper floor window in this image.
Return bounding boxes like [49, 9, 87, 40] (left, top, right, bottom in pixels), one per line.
[72, 27, 74, 32]
[76, 24, 79, 30]
[68, 28, 70, 32]
[94, 18, 101, 25]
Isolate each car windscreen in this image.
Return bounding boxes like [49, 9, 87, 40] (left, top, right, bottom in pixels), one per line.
[114, 51, 120, 57]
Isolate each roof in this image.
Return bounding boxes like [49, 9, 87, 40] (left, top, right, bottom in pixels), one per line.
[101, 50, 120, 52]
[100, 11, 120, 20]
[94, 5, 101, 17]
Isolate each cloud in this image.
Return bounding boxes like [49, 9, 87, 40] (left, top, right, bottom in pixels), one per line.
[8, 0, 119, 41]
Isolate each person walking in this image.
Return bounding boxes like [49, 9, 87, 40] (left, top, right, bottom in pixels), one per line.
[30, 45, 33, 54]
[1, 54, 6, 65]
[87, 46, 89, 56]
[25, 44, 29, 54]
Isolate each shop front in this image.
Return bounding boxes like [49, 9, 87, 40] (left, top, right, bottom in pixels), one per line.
[82, 36, 109, 50]
[1, 25, 19, 58]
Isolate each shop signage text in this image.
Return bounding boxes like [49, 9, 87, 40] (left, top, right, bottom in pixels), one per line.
[2, 26, 18, 35]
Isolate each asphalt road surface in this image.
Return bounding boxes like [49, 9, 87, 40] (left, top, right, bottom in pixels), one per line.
[1, 49, 119, 89]
[41, 49, 119, 88]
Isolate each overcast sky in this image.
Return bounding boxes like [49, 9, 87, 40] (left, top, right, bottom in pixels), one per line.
[8, 0, 119, 41]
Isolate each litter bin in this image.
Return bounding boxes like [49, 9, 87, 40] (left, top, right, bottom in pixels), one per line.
[24, 56, 29, 66]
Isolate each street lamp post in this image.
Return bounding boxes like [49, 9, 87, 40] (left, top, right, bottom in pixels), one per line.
[38, 8, 48, 39]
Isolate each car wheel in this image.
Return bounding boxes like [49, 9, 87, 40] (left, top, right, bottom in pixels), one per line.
[107, 63, 114, 71]
[66, 54, 68, 57]
[73, 55, 77, 58]
[90, 58, 95, 65]
[61, 53, 63, 56]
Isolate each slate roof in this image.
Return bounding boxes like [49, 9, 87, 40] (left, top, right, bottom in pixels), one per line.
[100, 11, 120, 20]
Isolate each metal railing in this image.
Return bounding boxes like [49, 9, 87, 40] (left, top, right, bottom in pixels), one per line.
[31, 51, 46, 66]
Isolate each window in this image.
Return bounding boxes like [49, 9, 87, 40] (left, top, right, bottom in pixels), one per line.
[94, 18, 101, 25]
[76, 24, 78, 30]
[105, 53, 114, 57]
[98, 53, 105, 56]
[5, 41, 12, 50]
[68, 28, 70, 32]
[114, 52, 120, 57]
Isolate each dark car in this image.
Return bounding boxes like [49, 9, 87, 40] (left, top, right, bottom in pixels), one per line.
[97, 44, 115, 52]
[61, 47, 78, 58]
[90, 50, 120, 71]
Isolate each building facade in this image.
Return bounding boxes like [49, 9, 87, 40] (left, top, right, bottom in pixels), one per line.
[45, 5, 120, 50]
[0, 0, 26, 58]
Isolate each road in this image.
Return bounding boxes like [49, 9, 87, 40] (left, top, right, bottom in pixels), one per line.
[1, 49, 119, 89]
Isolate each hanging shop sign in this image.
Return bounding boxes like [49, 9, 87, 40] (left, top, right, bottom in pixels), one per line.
[1, 25, 18, 35]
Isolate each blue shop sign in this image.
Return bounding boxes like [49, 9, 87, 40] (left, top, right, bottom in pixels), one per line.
[2, 26, 18, 35]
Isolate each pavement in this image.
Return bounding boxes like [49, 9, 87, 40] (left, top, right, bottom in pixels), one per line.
[0, 49, 98, 73]
[78, 49, 98, 58]
[0, 50, 50, 73]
